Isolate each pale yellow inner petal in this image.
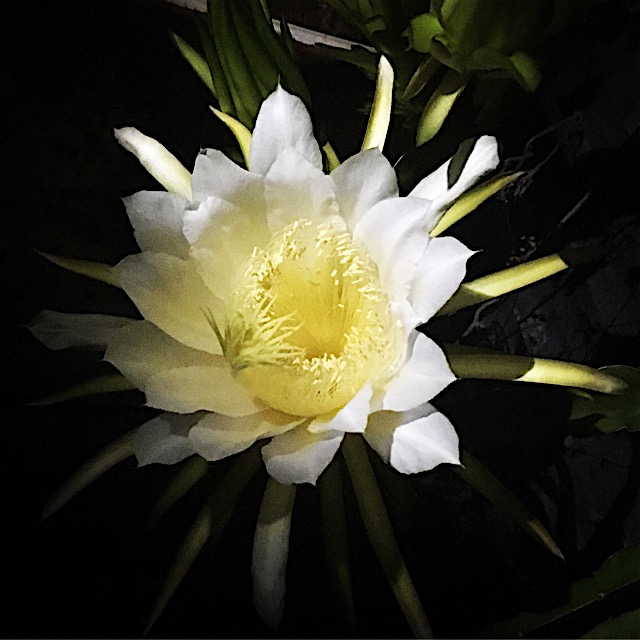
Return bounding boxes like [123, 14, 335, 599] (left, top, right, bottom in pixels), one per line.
[217, 219, 403, 416]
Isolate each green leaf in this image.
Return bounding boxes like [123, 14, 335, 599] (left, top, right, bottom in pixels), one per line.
[42, 431, 134, 520]
[570, 366, 640, 433]
[405, 13, 444, 53]
[342, 435, 432, 639]
[26, 373, 136, 406]
[38, 251, 120, 287]
[456, 450, 564, 559]
[479, 546, 640, 638]
[581, 606, 640, 639]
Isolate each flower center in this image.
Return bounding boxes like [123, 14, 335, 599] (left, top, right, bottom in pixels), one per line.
[220, 219, 403, 416]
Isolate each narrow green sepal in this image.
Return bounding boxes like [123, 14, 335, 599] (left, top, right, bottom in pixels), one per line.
[569, 365, 640, 433]
[361, 55, 394, 152]
[456, 450, 564, 559]
[320, 458, 357, 635]
[170, 31, 216, 96]
[151, 456, 209, 524]
[439, 253, 569, 315]
[323, 141, 341, 172]
[445, 348, 629, 395]
[143, 446, 261, 636]
[416, 68, 466, 145]
[210, 107, 252, 166]
[342, 435, 432, 639]
[37, 251, 120, 287]
[430, 171, 523, 236]
[26, 373, 136, 406]
[42, 430, 134, 520]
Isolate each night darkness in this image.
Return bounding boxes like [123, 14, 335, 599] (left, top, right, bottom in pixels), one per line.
[3, 1, 640, 638]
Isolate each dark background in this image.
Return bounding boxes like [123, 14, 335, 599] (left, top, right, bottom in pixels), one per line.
[3, 0, 640, 637]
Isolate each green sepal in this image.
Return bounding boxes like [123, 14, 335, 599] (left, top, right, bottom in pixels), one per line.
[444, 346, 628, 395]
[439, 253, 569, 315]
[478, 546, 640, 639]
[342, 434, 432, 639]
[210, 107, 252, 166]
[38, 251, 120, 288]
[143, 446, 262, 635]
[151, 456, 209, 524]
[581, 606, 640, 639]
[416, 68, 466, 145]
[196, 17, 234, 114]
[170, 31, 215, 97]
[319, 458, 357, 635]
[456, 450, 564, 559]
[569, 365, 640, 433]
[26, 373, 136, 407]
[42, 430, 134, 520]
[430, 172, 522, 236]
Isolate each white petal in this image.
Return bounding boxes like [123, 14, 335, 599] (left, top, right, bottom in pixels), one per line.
[382, 332, 456, 411]
[123, 191, 190, 258]
[114, 127, 192, 200]
[113, 252, 224, 355]
[330, 149, 398, 231]
[307, 383, 372, 434]
[264, 149, 339, 232]
[191, 149, 265, 210]
[262, 427, 343, 485]
[105, 321, 263, 416]
[133, 412, 199, 466]
[28, 311, 133, 350]
[353, 196, 430, 302]
[252, 479, 296, 629]
[188, 410, 302, 461]
[410, 236, 475, 322]
[365, 404, 460, 473]
[410, 136, 499, 217]
[249, 86, 322, 175]
[145, 365, 265, 416]
[183, 196, 271, 299]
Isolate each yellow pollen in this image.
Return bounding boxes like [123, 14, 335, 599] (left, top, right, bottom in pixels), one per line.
[219, 219, 403, 416]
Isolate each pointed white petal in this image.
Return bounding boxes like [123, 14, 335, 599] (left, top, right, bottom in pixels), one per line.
[330, 149, 398, 231]
[410, 136, 499, 219]
[382, 333, 456, 411]
[113, 252, 224, 355]
[133, 412, 199, 466]
[262, 427, 343, 485]
[123, 191, 190, 258]
[105, 321, 263, 416]
[264, 149, 339, 232]
[249, 86, 322, 175]
[308, 383, 372, 434]
[252, 479, 296, 629]
[364, 404, 460, 473]
[114, 127, 192, 200]
[188, 410, 302, 461]
[28, 311, 133, 350]
[184, 196, 271, 299]
[410, 236, 475, 322]
[191, 149, 265, 209]
[353, 197, 430, 302]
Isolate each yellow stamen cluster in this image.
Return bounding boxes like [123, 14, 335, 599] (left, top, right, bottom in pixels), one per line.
[220, 219, 403, 416]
